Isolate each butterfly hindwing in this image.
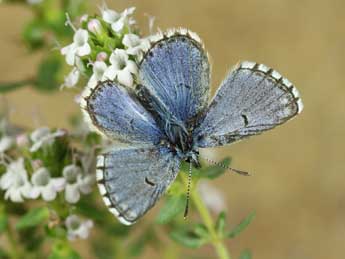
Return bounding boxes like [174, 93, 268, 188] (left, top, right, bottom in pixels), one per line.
[81, 81, 163, 144]
[96, 145, 180, 225]
[137, 29, 210, 124]
[195, 61, 303, 148]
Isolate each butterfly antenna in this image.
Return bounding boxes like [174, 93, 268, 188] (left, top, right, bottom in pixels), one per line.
[183, 161, 193, 219]
[205, 158, 251, 176]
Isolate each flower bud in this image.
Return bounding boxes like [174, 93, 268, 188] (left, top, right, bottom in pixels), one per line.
[96, 52, 108, 62]
[16, 134, 29, 147]
[32, 159, 43, 170]
[87, 19, 103, 35]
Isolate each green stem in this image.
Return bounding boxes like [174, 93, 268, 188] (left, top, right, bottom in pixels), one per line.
[6, 224, 20, 259]
[0, 79, 35, 93]
[180, 174, 231, 259]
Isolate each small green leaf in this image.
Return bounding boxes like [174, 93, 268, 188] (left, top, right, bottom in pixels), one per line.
[22, 19, 46, 50]
[215, 211, 226, 236]
[227, 211, 255, 239]
[199, 158, 232, 179]
[170, 228, 206, 249]
[155, 195, 185, 224]
[49, 241, 80, 259]
[239, 249, 252, 259]
[34, 54, 62, 92]
[0, 212, 8, 233]
[16, 207, 50, 230]
[193, 223, 209, 239]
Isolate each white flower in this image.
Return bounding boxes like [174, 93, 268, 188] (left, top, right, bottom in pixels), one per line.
[0, 158, 31, 202]
[61, 29, 91, 66]
[65, 214, 93, 240]
[87, 61, 108, 89]
[60, 67, 80, 89]
[87, 19, 103, 35]
[122, 34, 149, 56]
[101, 6, 135, 33]
[198, 181, 227, 214]
[103, 49, 138, 87]
[63, 164, 95, 204]
[29, 168, 65, 201]
[0, 136, 13, 153]
[30, 127, 66, 152]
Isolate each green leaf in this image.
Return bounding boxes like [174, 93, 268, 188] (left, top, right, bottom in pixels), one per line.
[34, 54, 62, 92]
[215, 211, 226, 236]
[239, 249, 252, 259]
[170, 228, 206, 249]
[45, 225, 66, 239]
[227, 211, 255, 239]
[22, 19, 46, 50]
[16, 207, 50, 230]
[193, 223, 209, 239]
[155, 195, 185, 224]
[0, 212, 8, 234]
[49, 241, 80, 259]
[199, 158, 232, 179]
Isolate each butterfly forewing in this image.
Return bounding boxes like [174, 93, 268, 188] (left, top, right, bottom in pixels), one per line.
[96, 145, 180, 225]
[138, 29, 210, 124]
[81, 81, 163, 144]
[194, 61, 303, 148]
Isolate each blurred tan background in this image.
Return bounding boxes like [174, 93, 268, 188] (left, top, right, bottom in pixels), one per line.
[1, 0, 345, 258]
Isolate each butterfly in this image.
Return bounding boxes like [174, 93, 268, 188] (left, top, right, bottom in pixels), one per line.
[80, 28, 303, 225]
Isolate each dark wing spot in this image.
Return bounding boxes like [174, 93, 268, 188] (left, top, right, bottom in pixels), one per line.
[241, 114, 249, 126]
[145, 177, 155, 186]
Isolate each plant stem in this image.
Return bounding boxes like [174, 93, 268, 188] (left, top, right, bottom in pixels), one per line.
[180, 174, 231, 259]
[0, 79, 35, 93]
[6, 224, 20, 259]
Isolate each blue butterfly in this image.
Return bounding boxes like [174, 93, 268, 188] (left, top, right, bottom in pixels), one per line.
[81, 28, 303, 225]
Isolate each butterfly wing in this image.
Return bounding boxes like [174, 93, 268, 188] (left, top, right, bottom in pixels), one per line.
[137, 29, 210, 125]
[194, 61, 303, 148]
[81, 81, 163, 144]
[96, 145, 180, 225]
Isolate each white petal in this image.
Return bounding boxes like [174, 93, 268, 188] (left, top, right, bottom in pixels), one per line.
[102, 9, 120, 24]
[126, 60, 138, 75]
[117, 70, 133, 87]
[61, 67, 80, 89]
[0, 136, 13, 153]
[29, 187, 40, 199]
[93, 61, 107, 80]
[111, 18, 125, 32]
[51, 178, 66, 192]
[7, 189, 24, 202]
[123, 7, 136, 16]
[65, 184, 80, 204]
[76, 43, 91, 57]
[30, 127, 50, 142]
[122, 34, 141, 48]
[42, 186, 57, 201]
[73, 29, 89, 46]
[103, 66, 118, 81]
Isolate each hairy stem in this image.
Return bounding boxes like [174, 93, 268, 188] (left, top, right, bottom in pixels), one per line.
[180, 173, 230, 259]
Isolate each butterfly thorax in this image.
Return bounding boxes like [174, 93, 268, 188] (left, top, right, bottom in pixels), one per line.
[162, 119, 200, 167]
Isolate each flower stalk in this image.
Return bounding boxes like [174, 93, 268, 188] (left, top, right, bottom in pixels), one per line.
[180, 173, 231, 259]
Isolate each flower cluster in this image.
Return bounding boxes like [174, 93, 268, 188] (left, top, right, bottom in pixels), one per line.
[0, 127, 95, 204]
[61, 5, 149, 90]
